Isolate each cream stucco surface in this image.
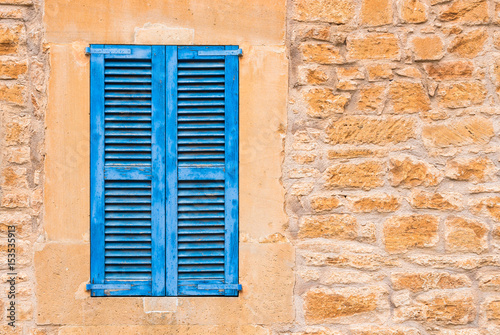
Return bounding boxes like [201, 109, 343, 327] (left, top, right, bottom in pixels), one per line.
[40, 0, 291, 331]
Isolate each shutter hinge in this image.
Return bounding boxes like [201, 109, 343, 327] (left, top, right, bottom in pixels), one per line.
[85, 47, 132, 55]
[197, 49, 243, 57]
[197, 284, 242, 291]
[86, 283, 132, 291]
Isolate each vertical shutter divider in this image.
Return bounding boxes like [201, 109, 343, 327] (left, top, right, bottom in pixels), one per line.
[90, 44, 106, 297]
[151, 46, 167, 296]
[165, 46, 179, 296]
[224, 46, 240, 297]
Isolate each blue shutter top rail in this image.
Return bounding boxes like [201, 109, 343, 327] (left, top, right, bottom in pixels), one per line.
[86, 47, 132, 55]
[197, 49, 242, 56]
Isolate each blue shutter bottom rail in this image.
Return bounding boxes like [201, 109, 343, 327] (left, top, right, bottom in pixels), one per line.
[86, 283, 132, 290]
[197, 284, 242, 291]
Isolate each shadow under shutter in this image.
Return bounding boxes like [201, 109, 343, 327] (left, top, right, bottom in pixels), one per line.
[89, 45, 166, 296]
[166, 46, 240, 296]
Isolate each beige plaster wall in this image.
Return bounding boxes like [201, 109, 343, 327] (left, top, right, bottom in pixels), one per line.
[38, 0, 292, 333]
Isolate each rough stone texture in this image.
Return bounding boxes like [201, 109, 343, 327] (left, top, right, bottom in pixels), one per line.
[298, 215, 358, 239]
[325, 161, 385, 190]
[367, 63, 393, 81]
[360, 0, 393, 26]
[0, 59, 27, 79]
[478, 272, 500, 291]
[300, 43, 344, 65]
[389, 156, 443, 187]
[394, 291, 476, 325]
[412, 36, 444, 61]
[438, 82, 487, 108]
[400, 0, 427, 23]
[383, 215, 439, 253]
[445, 216, 489, 254]
[303, 286, 390, 323]
[357, 84, 385, 113]
[448, 30, 487, 58]
[347, 194, 400, 213]
[389, 81, 430, 113]
[326, 116, 415, 144]
[298, 65, 328, 85]
[0, 83, 25, 105]
[445, 157, 498, 183]
[410, 190, 463, 211]
[422, 117, 493, 148]
[310, 196, 340, 211]
[293, 0, 355, 24]
[425, 61, 474, 81]
[305, 88, 349, 117]
[0, 24, 23, 55]
[469, 197, 500, 222]
[346, 34, 400, 61]
[391, 271, 472, 292]
[439, 0, 488, 24]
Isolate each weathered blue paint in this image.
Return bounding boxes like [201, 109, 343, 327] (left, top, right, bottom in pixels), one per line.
[165, 45, 179, 296]
[198, 283, 242, 290]
[104, 166, 152, 180]
[86, 47, 132, 55]
[178, 167, 224, 181]
[198, 49, 243, 56]
[151, 46, 167, 296]
[90, 44, 106, 297]
[224, 45, 240, 297]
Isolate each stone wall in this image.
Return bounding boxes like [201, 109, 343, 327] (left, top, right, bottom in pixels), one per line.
[284, 0, 500, 334]
[0, 0, 47, 333]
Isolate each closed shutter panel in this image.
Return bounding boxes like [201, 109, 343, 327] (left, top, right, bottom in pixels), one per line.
[166, 46, 240, 296]
[89, 45, 166, 296]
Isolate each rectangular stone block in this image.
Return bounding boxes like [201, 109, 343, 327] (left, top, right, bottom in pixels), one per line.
[326, 116, 415, 145]
[304, 286, 390, 324]
[0, 24, 23, 55]
[347, 34, 400, 61]
[299, 214, 358, 239]
[324, 161, 384, 190]
[383, 214, 439, 253]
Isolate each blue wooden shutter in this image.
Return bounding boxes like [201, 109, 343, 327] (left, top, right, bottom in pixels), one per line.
[166, 46, 240, 296]
[89, 45, 166, 296]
